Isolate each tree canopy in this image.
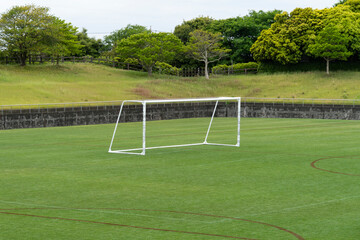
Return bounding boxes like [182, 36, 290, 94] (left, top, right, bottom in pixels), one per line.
[307, 25, 353, 74]
[250, 0, 360, 73]
[3, 3, 360, 74]
[76, 28, 104, 57]
[44, 18, 82, 63]
[334, 0, 348, 6]
[0, 5, 81, 65]
[116, 32, 183, 76]
[186, 29, 230, 79]
[250, 7, 325, 64]
[173, 11, 280, 64]
[209, 10, 281, 63]
[174, 16, 214, 43]
[103, 24, 150, 53]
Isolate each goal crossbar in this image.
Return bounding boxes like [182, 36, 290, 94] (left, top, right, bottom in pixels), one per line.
[109, 97, 241, 155]
[121, 97, 240, 104]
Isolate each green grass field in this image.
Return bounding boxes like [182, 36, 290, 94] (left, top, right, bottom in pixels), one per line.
[1, 63, 360, 105]
[1, 117, 359, 239]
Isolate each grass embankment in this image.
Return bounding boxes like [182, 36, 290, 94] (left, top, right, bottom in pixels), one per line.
[0, 63, 146, 105]
[1, 63, 360, 105]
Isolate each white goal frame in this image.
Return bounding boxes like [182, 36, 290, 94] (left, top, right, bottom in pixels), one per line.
[109, 97, 241, 155]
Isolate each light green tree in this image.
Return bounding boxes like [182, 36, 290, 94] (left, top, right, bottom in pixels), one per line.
[324, 3, 360, 52]
[0, 5, 53, 65]
[251, 1, 360, 71]
[43, 18, 82, 64]
[250, 8, 325, 64]
[344, 0, 360, 12]
[186, 29, 230, 79]
[306, 3, 360, 74]
[307, 26, 353, 74]
[116, 32, 183, 76]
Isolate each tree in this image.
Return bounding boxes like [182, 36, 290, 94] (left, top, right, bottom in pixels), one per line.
[324, 2, 360, 52]
[209, 10, 282, 63]
[344, 0, 360, 12]
[116, 32, 183, 76]
[42, 18, 82, 64]
[103, 24, 149, 53]
[172, 17, 214, 69]
[0, 5, 54, 65]
[0, 5, 82, 65]
[307, 26, 353, 74]
[334, 0, 348, 6]
[251, 7, 325, 65]
[76, 28, 104, 57]
[186, 30, 230, 79]
[250, 1, 360, 70]
[306, 2, 360, 74]
[174, 16, 214, 43]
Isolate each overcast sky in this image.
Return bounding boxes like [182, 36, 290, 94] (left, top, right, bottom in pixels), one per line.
[0, 0, 339, 39]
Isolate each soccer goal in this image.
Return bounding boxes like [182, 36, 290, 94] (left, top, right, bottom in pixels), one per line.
[109, 97, 241, 155]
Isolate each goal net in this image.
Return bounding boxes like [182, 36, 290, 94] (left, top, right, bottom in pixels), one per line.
[109, 97, 241, 155]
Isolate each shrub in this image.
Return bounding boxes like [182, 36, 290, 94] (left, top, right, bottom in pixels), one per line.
[155, 62, 179, 75]
[212, 62, 258, 74]
[212, 64, 229, 74]
[123, 58, 139, 65]
[233, 62, 258, 70]
[257, 60, 360, 73]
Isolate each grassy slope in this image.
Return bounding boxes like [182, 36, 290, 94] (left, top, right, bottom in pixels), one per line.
[1, 63, 360, 105]
[0, 64, 147, 105]
[1, 118, 359, 239]
[139, 71, 360, 100]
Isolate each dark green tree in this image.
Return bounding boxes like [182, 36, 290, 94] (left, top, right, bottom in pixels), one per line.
[173, 11, 280, 66]
[116, 32, 183, 76]
[174, 16, 214, 43]
[103, 24, 149, 53]
[76, 28, 104, 57]
[209, 10, 281, 63]
[334, 0, 348, 6]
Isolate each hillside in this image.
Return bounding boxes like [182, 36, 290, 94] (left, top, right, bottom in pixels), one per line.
[1, 63, 360, 105]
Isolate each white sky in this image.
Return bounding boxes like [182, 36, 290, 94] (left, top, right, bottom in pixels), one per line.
[0, 0, 339, 39]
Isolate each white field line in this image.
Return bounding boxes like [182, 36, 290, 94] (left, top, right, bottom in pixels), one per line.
[248, 195, 360, 217]
[2, 195, 359, 225]
[0, 200, 214, 224]
[207, 195, 360, 224]
[189, 158, 250, 168]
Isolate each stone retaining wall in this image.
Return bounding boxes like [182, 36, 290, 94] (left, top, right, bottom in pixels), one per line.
[1, 102, 359, 130]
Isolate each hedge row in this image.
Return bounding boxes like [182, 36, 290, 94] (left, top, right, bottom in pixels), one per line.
[212, 62, 258, 73]
[258, 60, 360, 73]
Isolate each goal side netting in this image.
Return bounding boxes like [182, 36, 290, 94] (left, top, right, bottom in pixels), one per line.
[108, 97, 241, 155]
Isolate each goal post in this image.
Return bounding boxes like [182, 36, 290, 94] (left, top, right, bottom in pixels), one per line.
[109, 97, 241, 155]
